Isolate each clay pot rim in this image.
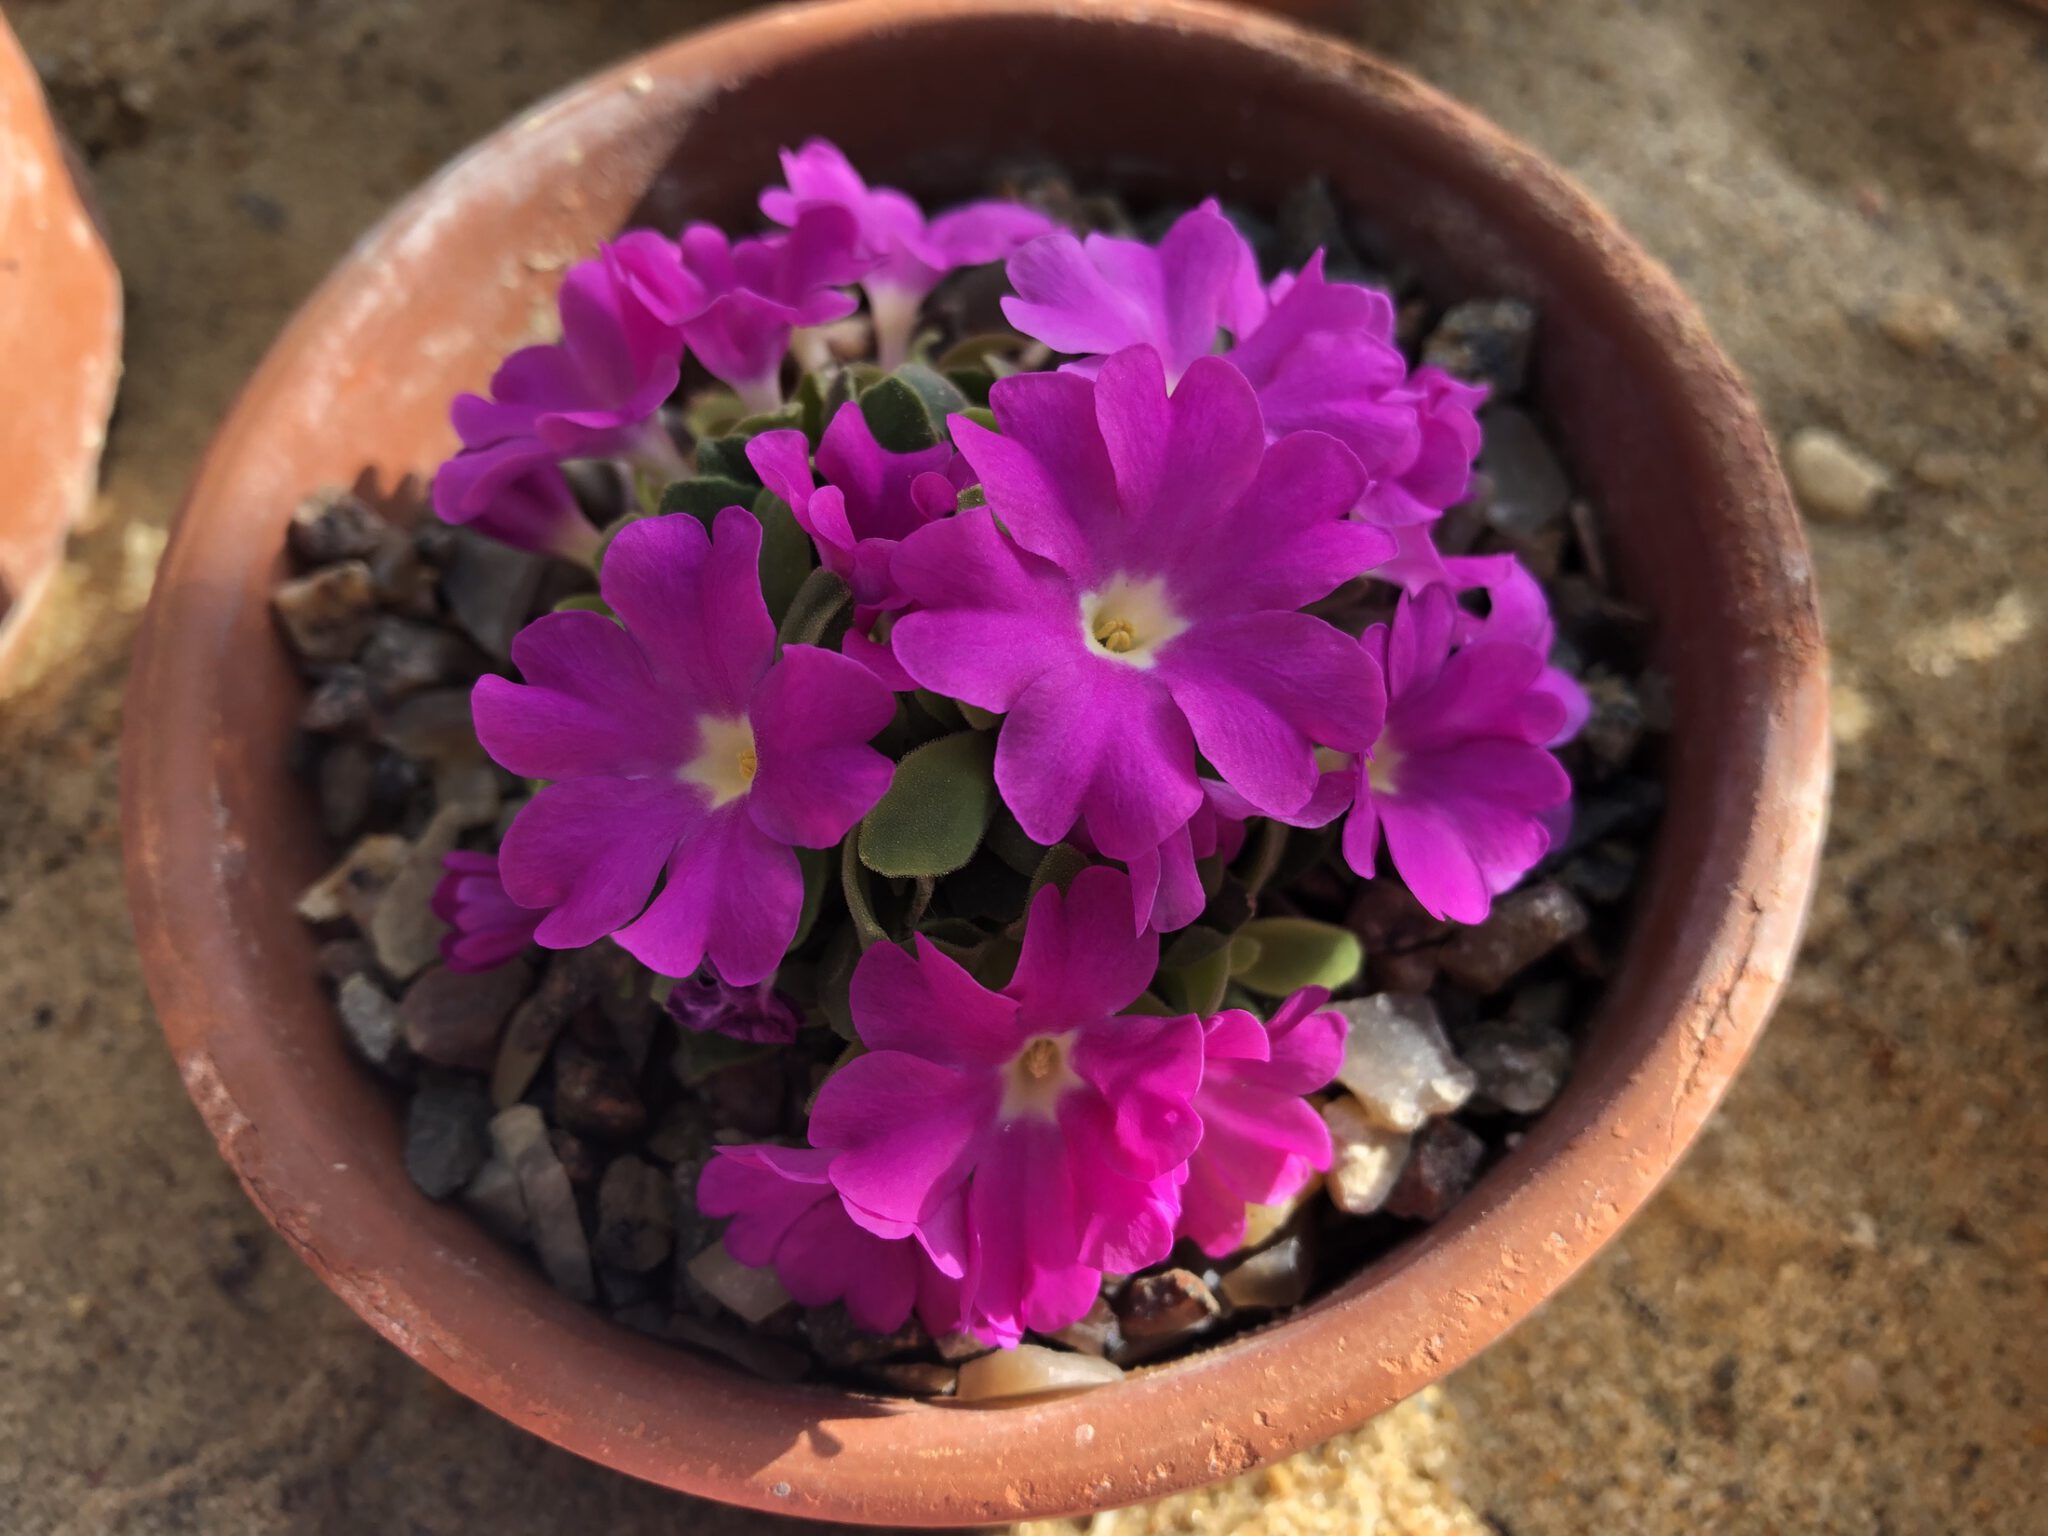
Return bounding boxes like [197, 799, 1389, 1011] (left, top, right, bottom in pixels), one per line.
[123, 0, 1829, 1524]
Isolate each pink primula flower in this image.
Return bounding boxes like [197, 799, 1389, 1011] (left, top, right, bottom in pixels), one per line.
[888, 344, 1392, 864]
[431, 850, 544, 973]
[1333, 584, 1573, 923]
[807, 866, 1206, 1344]
[762, 138, 1055, 368]
[1178, 986, 1348, 1256]
[472, 508, 895, 984]
[697, 1145, 966, 1336]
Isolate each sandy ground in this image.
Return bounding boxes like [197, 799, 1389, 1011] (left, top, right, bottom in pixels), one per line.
[2, 1, 2043, 1532]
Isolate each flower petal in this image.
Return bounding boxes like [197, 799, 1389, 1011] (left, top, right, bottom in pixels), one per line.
[472, 612, 681, 780]
[614, 808, 804, 985]
[848, 937, 1028, 1067]
[497, 778, 696, 950]
[1006, 866, 1160, 1031]
[600, 508, 774, 715]
[746, 644, 896, 848]
[812, 1053, 999, 1234]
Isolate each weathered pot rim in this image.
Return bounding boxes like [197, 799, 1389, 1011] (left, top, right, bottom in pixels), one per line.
[122, 0, 1829, 1524]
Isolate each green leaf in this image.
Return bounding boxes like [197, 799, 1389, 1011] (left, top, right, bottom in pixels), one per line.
[777, 565, 853, 650]
[1160, 924, 1234, 971]
[932, 848, 1031, 926]
[693, 434, 759, 483]
[791, 369, 831, 442]
[753, 490, 814, 625]
[815, 927, 861, 1040]
[659, 476, 761, 520]
[956, 407, 999, 435]
[1026, 842, 1091, 904]
[913, 689, 965, 730]
[790, 846, 833, 951]
[672, 1030, 776, 1087]
[593, 510, 653, 568]
[1124, 990, 1177, 1017]
[839, 840, 888, 950]
[958, 700, 1001, 731]
[893, 362, 971, 426]
[1171, 942, 1235, 1016]
[858, 374, 941, 453]
[1237, 817, 1290, 896]
[984, 807, 1050, 877]
[1232, 917, 1364, 996]
[736, 402, 805, 435]
[552, 592, 615, 618]
[683, 389, 747, 440]
[936, 332, 1031, 371]
[858, 731, 998, 879]
[967, 934, 1022, 991]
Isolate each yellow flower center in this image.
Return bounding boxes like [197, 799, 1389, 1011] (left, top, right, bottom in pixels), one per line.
[1367, 742, 1403, 795]
[1001, 1033, 1079, 1121]
[1079, 575, 1188, 668]
[679, 715, 759, 808]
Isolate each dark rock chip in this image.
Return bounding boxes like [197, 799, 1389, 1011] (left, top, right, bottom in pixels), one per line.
[860, 1360, 958, 1396]
[698, 1054, 788, 1137]
[287, 491, 387, 568]
[272, 560, 376, 664]
[404, 1073, 493, 1198]
[317, 739, 375, 841]
[1046, 1295, 1121, 1358]
[1457, 1014, 1573, 1115]
[1478, 406, 1571, 538]
[598, 1264, 661, 1311]
[490, 1105, 594, 1301]
[553, 1039, 646, 1142]
[1368, 943, 1443, 994]
[442, 531, 549, 660]
[376, 687, 483, 765]
[1439, 884, 1590, 995]
[299, 665, 373, 734]
[594, 1156, 674, 1273]
[397, 959, 532, 1071]
[359, 616, 479, 704]
[1560, 840, 1640, 906]
[1423, 297, 1537, 395]
[549, 1130, 603, 1188]
[1384, 1119, 1487, 1221]
[1115, 1268, 1222, 1343]
[315, 938, 379, 985]
[365, 750, 432, 833]
[804, 1306, 928, 1368]
[1576, 672, 1646, 778]
[296, 833, 407, 928]
[367, 533, 438, 617]
[335, 973, 405, 1075]
[1346, 879, 1454, 954]
[1219, 1235, 1313, 1311]
[491, 956, 599, 1109]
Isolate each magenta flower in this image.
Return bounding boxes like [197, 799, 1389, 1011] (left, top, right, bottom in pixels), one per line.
[1178, 987, 1348, 1256]
[762, 138, 1054, 368]
[430, 460, 601, 564]
[431, 851, 544, 972]
[698, 1145, 966, 1336]
[472, 509, 896, 985]
[1123, 783, 1249, 935]
[1333, 584, 1573, 923]
[746, 401, 960, 610]
[888, 345, 1392, 863]
[1001, 199, 1266, 388]
[665, 970, 803, 1046]
[1360, 365, 1487, 530]
[807, 866, 1205, 1344]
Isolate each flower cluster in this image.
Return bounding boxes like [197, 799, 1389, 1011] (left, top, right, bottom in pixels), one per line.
[430, 144, 1588, 1347]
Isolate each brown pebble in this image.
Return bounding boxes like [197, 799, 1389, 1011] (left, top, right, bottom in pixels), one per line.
[552, 1039, 646, 1142]
[273, 560, 377, 665]
[398, 960, 532, 1071]
[287, 490, 388, 568]
[1384, 1119, 1487, 1221]
[1438, 884, 1590, 994]
[594, 1156, 675, 1273]
[1115, 1268, 1221, 1342]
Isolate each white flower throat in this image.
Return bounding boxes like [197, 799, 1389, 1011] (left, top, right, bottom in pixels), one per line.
[1080, 575, 1187, 668]
[680, 715, 758, 807]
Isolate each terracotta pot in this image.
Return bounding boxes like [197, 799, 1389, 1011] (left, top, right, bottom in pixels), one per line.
[123, 0, 1829, 1523]
[0, 16, 122, 680]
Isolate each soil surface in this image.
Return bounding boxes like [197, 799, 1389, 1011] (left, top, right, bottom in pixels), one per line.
[3, 2, 2042, 1533]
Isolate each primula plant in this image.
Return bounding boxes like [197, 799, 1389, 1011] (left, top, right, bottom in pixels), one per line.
[411, 142, 1595, 1355]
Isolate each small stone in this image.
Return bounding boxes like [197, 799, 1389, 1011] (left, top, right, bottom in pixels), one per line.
[1323, 1098, 1411, 1215]
[956, 1344, 1122, 1401]
[316, 938, 378, 984]
[644, 1105, 711, 1167]
[442, 531, 549, 660]
[1219, 1235, 1312, 1311]
[492, 953, 603, 1108]
[287, 490, 388, 567]
[404, 1072, 492, 1198]
[336, 973, 404, 1074]
[398, 959, 532, 1071]
[317, 739, 375, 841]
[1368, 944, 1442, 994]
[1047, 1295, 1121, 1357]
[1345, 880, 1453, 953]
[1115, 1268, 1221, 1342]
[1478, 407, 1571, 537]
[1384, 1119, 1487, 1221]
[804, 1305, 928, 1367]
[1423, 298, 1537, 395]
[860, 1361, 958, 1397]
[368, 533, 438, 617]
[1458, 1015, 1573, 1115]
[553, 1039, 646, 1141]
[1840, 1352, 1884, 1408]
[1560, 841, 1639, 905]
[698, 1054, 788, 1137]
[365, 751, 433, 834]
[549, 1130, 603, 1188]
[598, 1265, 660, 1312]
[593, 1156, 674, 1273]
[1786, 427, 1892, 522]
[687, 1240, 792, 1325]
[1577, 673, 1645, 776]
[367, 806, 464, 981]
[299, 666, 373, 734]
[933, 1330, 994, 1363]
[1239, 1177, 1322, 1251]
[1567, 498, 1611, 591]
[460, 1154, 529, 1242]
[1875, 292, 1960, 357]
[1909, 447, 1972, 489]
[1439, 883, 1590, 994]
[1333, 994, 1476, 1132]
[376, 688, 484, 765]
[666, 1315, 809, 1383]
[489, 1105, 594, 1300]
[359, 616, 479, 704]
[272, 560, 376, 664]
[296, 834, 407, 926]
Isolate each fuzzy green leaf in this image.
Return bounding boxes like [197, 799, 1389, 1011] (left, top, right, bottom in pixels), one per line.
[893, 362, 970, 425]
[1026, 842, 1091, 904]
[692, 434, 759, 483]
[858, 731, 998, 879]
[552, 592, 615, 618]
[1233, 917, 1363, 996]
[839, 840, 888, 950]
[778, 565, 853, 650]
[659, 476, 762, 520]
[857, 374, 941, 453]
[753, 490, 814, 625]
[790, 846, 834, 951]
